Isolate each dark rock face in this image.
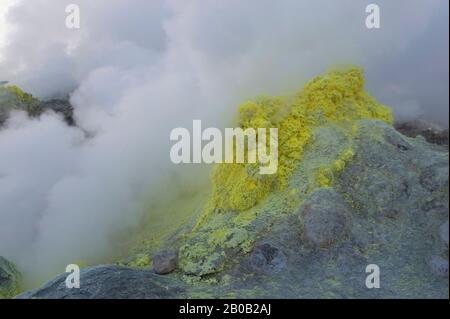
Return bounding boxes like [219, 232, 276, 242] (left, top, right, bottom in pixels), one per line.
[0, 257, 20, 299]
[153, 250, 178, 275]
[19, 120, 449, 299]
[300, 189, 351, 248]
[428, 255, 449, 277]
[395, 119, 449, 147]
[40, 99, 75, 126]
[16, 265, 186, 299]
[249, 243, 287, 274]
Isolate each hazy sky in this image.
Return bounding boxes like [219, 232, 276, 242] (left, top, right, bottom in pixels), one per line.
[0, 0, 448, 287]
[0, 0, 13, 55]
[0, 0, 448, 124]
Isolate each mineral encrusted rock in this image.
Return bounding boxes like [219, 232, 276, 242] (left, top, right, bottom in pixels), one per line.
[0, 86, 74, 127]
[20, 120, 449, 299]
[152, 250, 178, 275]
[396, 119, 449, 147]
[249, 243, 287, 274]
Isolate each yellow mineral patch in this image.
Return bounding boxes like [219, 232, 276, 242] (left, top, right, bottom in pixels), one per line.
[142, 67, 394, 280]
[206, 67, 392, 216]
[5, 85, 37, 104]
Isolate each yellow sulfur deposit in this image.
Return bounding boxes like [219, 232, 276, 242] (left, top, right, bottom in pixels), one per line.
[207, 67, 392, 214]
[175, 67, 394, 278]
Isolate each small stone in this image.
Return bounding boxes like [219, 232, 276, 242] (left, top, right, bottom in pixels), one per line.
[440, 220, 449, 248]
[299, 189, 352, 248]
[428, 255, 449, 277]
[152, 250, 178, 275]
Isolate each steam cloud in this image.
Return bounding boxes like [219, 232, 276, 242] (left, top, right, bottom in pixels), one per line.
[0, 0, 448, 286]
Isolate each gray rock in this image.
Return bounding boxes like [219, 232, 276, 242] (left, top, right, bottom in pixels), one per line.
[440, 220, 449, 248]
[395, 119, 449, 147]
[17, 265, 186, 299]
[0, 86, 74, 127]
[153, 250, 178, 274]
[18, 120, 450, 299]
[0, 86, 40, 126]
[428, 255, 449, 277]
[41, 99, 75, 126]
[0, 256, 20, 299]
[299, 189, 352, 248]
[420, 164, 449, 194]
[249, 243, 287, 274]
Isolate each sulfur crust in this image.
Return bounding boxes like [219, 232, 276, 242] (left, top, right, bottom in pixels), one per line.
[5, 85, 37, 104]
[120, 67, 393, 281]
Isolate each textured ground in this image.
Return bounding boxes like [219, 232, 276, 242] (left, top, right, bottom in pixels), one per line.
[2, 70, 448, 299]
[16, 120, 449, 299]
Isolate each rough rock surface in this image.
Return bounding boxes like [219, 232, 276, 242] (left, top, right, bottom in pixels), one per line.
[19, 120, 449, 299]
[299, 189, 351, 248]
[0, 256, 20, 299]
[396, 119, 449, 147]
[40, 99, 75, 125]
[428, 255, 449, 278]
[440, 220, 449, 248]
[249, 243, 287, 274]
[17, 265, 186, 299]
[0, 86, 74, 127]
[153, 250, 178, 274]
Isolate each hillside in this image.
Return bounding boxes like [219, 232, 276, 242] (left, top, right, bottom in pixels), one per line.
[1, 69, 448, 299]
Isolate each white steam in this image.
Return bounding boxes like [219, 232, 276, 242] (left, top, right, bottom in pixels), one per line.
[0, 0, 448, 286]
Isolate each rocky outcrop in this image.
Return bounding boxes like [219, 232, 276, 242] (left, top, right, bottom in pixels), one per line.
[428, 255, 449, 277]
[16, 265, 187, 299]
[0, 257, 20, 299]
[152, 250, 178, 275]
[40, 99, 75, 126]
[248, 243, 287, 274]
[440, 220, 449, 248]
[395, 119, 449, 147]
[299, 189, 352, 248]
[20, 119, 448, 299]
